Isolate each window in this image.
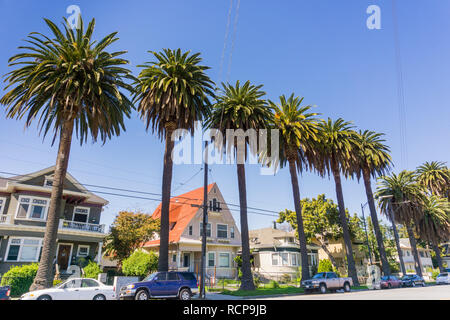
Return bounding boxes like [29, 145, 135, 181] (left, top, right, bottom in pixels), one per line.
[82, 279, 99, 287]
[0, 198, 6, 215]
[218, 253, 230, 267]
[230, 227, 235, 239]
[77, 245, 90, 257]
[209, 199, 222, 212]
[208, 252, 215, 267]
[188, 225, 193, 236]
[172, 254, 177, 263]
[15, 196, 49, 220]
[272, 253, 279, 266]
[5, 238, 43, 262]
[217, 224, 228, 238]
[63, 279, 81, 289]
[407, 251, 410, 256]
[73, 207, 90, 223]
[291, 253, 298, 266]
[280, 253, 288, 266]
[155, 272, 167, 281]
[43, 176, 53, 188]
[419, 252, 424, 258]
[167, 273, 179, 281]
[200, 223, 211, 237]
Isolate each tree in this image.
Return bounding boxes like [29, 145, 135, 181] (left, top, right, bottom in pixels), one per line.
[104, 211, 160, 265]
[415, 195, 450, 273]
[1, 17, 134, 290]
[353, 130, 392, 276]
[416, 161, 450, 198]
[376, 171, 425, 276]
[267, 94, 320, 281]
[206, 80, 272, 290]
[316, 118, 360, 285]
[134, 49, 214, 271]
[122, 251, 159, 278]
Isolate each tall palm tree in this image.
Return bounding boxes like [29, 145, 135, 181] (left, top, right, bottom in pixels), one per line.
[415, 195, 450, 273]
[316, 118, 360, 285]
[206, 80, 272, 290]
[267, 94, 320, 281]
[354, 130, 392, 275]
[1, 18, 134, 290]
[375, 171, 425, 276]
[134, 49, 214, 271]
[416, 161, 450, 199]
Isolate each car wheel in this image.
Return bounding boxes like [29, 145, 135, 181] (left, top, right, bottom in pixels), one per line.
[93, 294, 106, 301]
[135, 289, 149, 301]
[412, 282, 416, 287]
[37, 295, 52, 300]
[179, 288, 192, 300]
[422, 282, 425, 287]
[319, 284, 327, 294]
[343, 282, 351, 292]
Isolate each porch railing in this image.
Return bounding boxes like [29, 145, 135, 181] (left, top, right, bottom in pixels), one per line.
[0, 215, 10, 224]
[59, 220, 105, 233]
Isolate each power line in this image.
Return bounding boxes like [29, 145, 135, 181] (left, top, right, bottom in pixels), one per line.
[226, 0, 241, 82]
[172, 168, 203, 193]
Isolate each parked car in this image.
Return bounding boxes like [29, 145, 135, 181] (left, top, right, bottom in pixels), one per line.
[119, 271, 199, 300]
[20, 278, 115, 300]
[380, 275, 402, 289]
[401, 274, 425, 287]
[0, 286, 11, 300]
[436, 272, 450, 285]
[302, 272, 353, 294]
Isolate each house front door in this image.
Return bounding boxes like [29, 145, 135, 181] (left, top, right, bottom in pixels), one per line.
[57, 244, 72, 270]
[183, 253, 190, 269]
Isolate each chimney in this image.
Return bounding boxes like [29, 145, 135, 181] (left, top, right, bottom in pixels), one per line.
[273, 221, 277, 229]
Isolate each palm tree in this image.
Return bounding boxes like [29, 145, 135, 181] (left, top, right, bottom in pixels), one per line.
[415, 195, 450, 273]
[416, 161, 450, 199]
[316, 118, 360, 285]
[375, 171, 425, 276]
[354, 130, 392, 275]
[134, 49, 214, 271]
[267, 94, 320, 281]
[206, 80, 272, 290]
[1, 18, 134, 290]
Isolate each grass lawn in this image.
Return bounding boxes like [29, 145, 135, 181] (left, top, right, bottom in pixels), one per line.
[220, 286, 304, 297]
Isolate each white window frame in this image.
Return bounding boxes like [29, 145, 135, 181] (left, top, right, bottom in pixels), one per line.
[4, 237, 43, 262]
[188, 225, 193, 236]
[230, 226, 235, 239]
[207, 251, 216, 267]
[0, 197, 6, 215]
[72, 206, 90, 223]
[216, 223, 228, 239]
[280, 252, 289, 266]
[43, 175, 54, 188]
[199, 223, 211, 237]
[291, 253, 298, 266]
[272, 253, 279, 266]
[15, 195, 49, 221]
[77, 245, 90, 257]
[218, 252, 230, 268]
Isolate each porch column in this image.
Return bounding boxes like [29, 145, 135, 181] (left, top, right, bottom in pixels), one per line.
[96, 241, 103, 263]
[176, 251, 181, 268]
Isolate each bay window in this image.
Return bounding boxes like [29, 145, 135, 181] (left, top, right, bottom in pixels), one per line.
[218, 252, 230, 267]
[73, 207, 90, 223]
[16, 196, 49, 220]
[6, 238, 43, 262]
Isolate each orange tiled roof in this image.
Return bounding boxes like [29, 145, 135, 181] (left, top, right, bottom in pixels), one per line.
[143, 183, 215, 247]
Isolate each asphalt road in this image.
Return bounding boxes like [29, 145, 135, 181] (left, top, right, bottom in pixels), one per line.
[256, 285, 450, 300]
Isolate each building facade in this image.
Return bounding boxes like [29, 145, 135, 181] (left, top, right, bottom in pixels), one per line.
[142, 183, 241, 280]
[0, 167, 108, 275]
[397, 238, 433, 274]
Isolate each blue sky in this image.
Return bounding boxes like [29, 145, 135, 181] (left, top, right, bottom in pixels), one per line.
[0, 0, 449, 231]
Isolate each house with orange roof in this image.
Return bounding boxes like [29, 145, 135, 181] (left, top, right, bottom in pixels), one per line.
[142, 183, 241, 279]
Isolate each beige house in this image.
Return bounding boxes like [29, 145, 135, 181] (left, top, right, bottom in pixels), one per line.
[142, 183, 241, 280]
[249, 226, 320, 281]
[397, 238, 433, 274]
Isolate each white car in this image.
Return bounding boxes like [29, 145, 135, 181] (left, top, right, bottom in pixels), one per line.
[20, 278, 116, 300]
[436, 273, 450, 285]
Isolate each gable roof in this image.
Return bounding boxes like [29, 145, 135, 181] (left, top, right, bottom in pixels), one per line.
[143, 183, 216, 246]
[0, 166, 108, 205]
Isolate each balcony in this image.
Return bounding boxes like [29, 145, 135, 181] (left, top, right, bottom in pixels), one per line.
[59, 220, 105, 234]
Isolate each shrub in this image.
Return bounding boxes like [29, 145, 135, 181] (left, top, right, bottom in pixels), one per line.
[83, 261, 102, 279]
[122, 251, 158, 278]
[253, 274, 261, 288]
[0, 263, 39, 296]
[317, 259, 333, 273]
[432, 269, 440, 280]
[267, 280, 280, 289]
[280, 273, 291, 284]
[53, 279, 62, 287]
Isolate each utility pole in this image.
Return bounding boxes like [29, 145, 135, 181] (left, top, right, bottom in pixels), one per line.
[199, 141, 208, 299]
[361, 203, 373, 265]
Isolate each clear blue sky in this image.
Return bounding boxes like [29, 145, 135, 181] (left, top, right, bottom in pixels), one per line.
[0, 0, 449, 231]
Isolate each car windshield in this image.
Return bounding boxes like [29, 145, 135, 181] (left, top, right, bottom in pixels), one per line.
[312, 273, 326, 279]
[438, 273, 448, 277]
[402, 275, 412, 280]
[143, 272, 158, 281]
[380, 276, 389, 280]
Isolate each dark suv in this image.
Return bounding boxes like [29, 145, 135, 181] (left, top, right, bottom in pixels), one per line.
[401, 274, 425, 287]
[119, 271, 199, 300]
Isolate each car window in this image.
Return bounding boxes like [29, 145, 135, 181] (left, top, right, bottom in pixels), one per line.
[143, 272, 157, 282]
[438, 273, 448, 277]
[82, 279, 100, 288]
[154, 272, 167, 281]
[312, 273, 326, 279]
[179, 273, 196, 281]
[167, 272, 179, 281]
[327, 273, 336, 279]
[381, 276, 389, 280]
[62, 279, 81, 289]
[391, 276, 398, 280]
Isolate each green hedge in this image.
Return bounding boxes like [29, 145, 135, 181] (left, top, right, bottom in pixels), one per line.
[83, 261, 102, 279]
[122, 251, 158, 278]
[0, 263, 39, 296]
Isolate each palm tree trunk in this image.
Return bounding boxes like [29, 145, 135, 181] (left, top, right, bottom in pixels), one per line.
[432, 240, 444, 273]
[236, 163, 255, 291]
[158, 123, 176, 272]
[362, 169, 390, 275]
[331, 160, 360, 286]
[317, 238, 339, 270]
[288, 159, 310, 281]
[389, 207, 406, 275]
[30, 119, 74, 291]
[406, 224, 423, 277]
